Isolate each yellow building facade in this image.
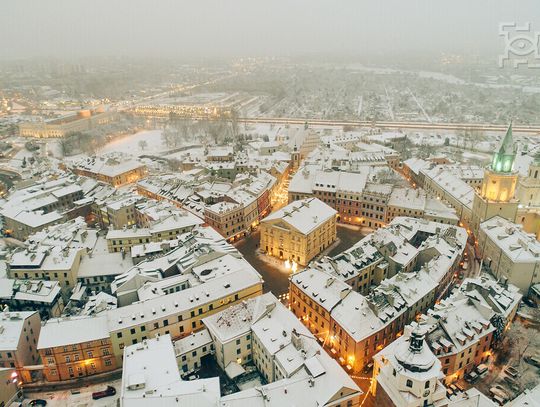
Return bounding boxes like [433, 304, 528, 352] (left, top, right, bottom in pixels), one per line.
[260, 198, 337, 266]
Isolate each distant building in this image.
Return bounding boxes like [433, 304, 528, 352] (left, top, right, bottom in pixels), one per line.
[19, 109, 117, 138]
[71, 156, 147, 187]
[260, 197, 337, 266]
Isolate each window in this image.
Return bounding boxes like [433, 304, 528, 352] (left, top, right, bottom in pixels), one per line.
[406, 379, 413, 388]
[425, 381, 430, 389]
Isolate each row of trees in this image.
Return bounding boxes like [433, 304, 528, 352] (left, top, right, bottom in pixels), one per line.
[162, 110, 244, 150]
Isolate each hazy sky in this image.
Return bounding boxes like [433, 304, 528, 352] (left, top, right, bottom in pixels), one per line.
[1, 0, 538, 60]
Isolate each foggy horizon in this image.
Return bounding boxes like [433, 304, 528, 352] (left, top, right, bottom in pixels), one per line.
[2, 0, 539, 61]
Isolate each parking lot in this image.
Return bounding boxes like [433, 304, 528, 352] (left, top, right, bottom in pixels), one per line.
[23, 380, 121, 407]
[468, 316, 540, 404]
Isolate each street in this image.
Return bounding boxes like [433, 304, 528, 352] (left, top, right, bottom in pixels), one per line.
[235, 224, 366, 297]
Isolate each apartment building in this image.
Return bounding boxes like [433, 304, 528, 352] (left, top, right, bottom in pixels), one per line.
[1, 179, 83, 241]
[7, 246, 84, 289]
[0, 279, 64, 319]
[477, 216, 540, 294]
[107, 266, 263, 363]
[204, 293, 363, 406]
[313, 217, 466, 302]
[173, 329, 214, 375]
[0, 310, 41, 383]
[204, 201, 246, 241]
[38, 316, 117, 382]
[105, 210, 203, 253]
[288, 166, 457, 230]
[289, 267, 438, 373]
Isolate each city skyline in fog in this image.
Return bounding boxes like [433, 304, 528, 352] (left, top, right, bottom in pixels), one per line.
[1, 0, 539, 61]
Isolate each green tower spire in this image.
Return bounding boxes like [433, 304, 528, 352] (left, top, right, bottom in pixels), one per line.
[491, 122, 516, 173]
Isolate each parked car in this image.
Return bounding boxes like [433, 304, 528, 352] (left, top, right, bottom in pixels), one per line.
[522, 297, 537, 308]
[503, 375, 519, 386]
[449, 384, 459, 394]
[465, 371, 479, 383]
[491, 395, 506, 406]
[489, 386, 508, 401]
[363, 361, 374, 373]
[475, 364, 489, 377]
[92, 386, 116, 400]
[504, 366, 519, 378]
[29, 401, 47, 407]
[525, 354, 540, 367]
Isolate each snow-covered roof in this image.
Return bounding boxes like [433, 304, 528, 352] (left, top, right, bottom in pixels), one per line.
[0, 311, 37, 351]
[37, 315, 110, 349]
[480, 216, 540, 263]
[121, 334, 220, 407]
[262, 197, 336, 235]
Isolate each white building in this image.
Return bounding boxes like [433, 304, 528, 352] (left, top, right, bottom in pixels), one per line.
[372, 326, 448, 407]
[120, 334, 220, 407]
[477, 216, 540, 294]
[174, 329, 214, 375]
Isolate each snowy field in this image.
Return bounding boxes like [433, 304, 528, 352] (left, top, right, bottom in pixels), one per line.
[99, 129, 165, 155]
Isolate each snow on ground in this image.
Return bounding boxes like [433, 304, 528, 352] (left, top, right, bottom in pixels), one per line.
[99, 130, 165, 155]
[462, 151, 491, 161]
[24, 379, 121, 407]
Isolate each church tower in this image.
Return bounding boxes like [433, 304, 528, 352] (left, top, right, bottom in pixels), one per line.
[371, 326, 448, 407]
[516, 152, 540, 207]
[471, 123, 519, 234]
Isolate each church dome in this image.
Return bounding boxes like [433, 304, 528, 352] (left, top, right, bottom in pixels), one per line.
[395, 329, 437, 373]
